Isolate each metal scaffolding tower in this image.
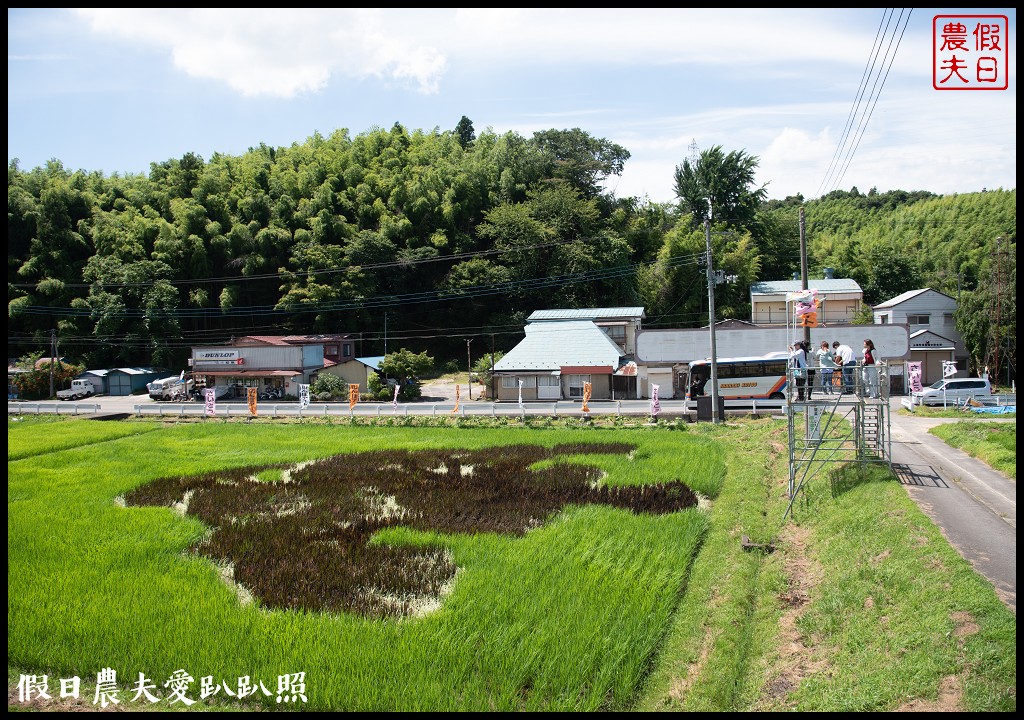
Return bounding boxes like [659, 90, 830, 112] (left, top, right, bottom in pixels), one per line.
[785, 361, 892, 519]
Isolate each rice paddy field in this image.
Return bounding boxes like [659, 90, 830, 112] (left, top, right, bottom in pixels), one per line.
[7, 415, 1016, 711]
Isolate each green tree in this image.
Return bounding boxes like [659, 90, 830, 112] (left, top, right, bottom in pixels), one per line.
[674, 145, 768, 228]
[530, 128, 630, 199]
[861, 245, 923, 305]
[378, 349, 435, 401]
[455, 116, 476, 149]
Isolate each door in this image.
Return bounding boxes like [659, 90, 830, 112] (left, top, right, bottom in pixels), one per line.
[108, 373, 132, 396]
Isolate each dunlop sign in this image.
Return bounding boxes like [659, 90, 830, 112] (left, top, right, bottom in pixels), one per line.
[196, 350, 239, 360]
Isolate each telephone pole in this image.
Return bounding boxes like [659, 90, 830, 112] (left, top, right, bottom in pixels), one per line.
[49, 328, 57, 399]
[705, 219, 721, 424]
[987, 236, 1005, 383]
[466, 339, 473, 400]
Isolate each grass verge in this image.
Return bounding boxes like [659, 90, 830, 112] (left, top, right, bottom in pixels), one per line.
[929, 421, 1016, 478]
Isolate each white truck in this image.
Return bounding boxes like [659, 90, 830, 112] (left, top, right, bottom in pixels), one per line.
[148, 375, 194, 401]
[56, 379, 96, 401]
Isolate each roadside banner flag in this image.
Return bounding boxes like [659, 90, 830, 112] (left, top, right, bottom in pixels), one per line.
[907, 361, 923, 393]
[651, 384, 661, 418]
[179, 369, 185, 382]
[392, 382, 400, 410]
[582, 382, 592, 413]
[204, 388, 216, 417]
[517, 379, 524, 411]
[348, 384, 360, 410]
[298, 384, 310, 409]
[451, 384, 461, 413]
[942, 360, 958, 378]
[247, 387, 258, 417]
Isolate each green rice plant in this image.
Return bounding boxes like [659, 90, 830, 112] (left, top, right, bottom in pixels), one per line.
[8, 422, 717, 711]
[8, 416, 159, 461]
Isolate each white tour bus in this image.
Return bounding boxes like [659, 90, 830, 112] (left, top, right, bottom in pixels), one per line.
[682, 352, 790, 409]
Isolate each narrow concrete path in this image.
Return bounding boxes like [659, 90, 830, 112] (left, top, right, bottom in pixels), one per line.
[888, 407, 1016, 612]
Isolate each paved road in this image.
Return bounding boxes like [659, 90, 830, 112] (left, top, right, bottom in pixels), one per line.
[887, 402, 1016, 613]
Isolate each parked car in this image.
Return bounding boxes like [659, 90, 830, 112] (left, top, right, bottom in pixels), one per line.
[147, 375, 194, 401]
[912, 378, 992, 406]
[56, 379, 96, 401]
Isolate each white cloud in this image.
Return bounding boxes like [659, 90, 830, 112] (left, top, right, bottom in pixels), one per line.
[72, 8, 450, 97]
[71, 9, 883, 99]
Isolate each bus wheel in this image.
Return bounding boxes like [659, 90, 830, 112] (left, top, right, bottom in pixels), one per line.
[769, 392, 785, 400]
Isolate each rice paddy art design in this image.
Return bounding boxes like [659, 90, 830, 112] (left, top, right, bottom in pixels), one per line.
[125, 444, 699, 619]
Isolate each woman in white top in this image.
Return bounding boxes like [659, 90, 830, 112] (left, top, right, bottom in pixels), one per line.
[815, 341, 837, 395]
[789, 341, 808, 401]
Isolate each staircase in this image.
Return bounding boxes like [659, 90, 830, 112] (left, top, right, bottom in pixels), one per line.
[859, 403, 886, 459]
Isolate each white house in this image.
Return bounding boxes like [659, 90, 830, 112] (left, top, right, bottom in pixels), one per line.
[492, 320, 633, 401]
[526, 307, 645, 355]
[750, 271, 864, 326]
[872, 288, 969, 384]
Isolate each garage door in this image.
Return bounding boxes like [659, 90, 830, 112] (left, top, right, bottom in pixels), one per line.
[108, 374, 133, 396]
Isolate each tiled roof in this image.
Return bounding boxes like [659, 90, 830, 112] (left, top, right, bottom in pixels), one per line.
[357, 356, 386, 371]
[750, 279, 862, 294]
[235, 334, 353, 346]
[494, 321, 623, 371]
[873, 288, 953, 309]
[527, 307, 646, 322]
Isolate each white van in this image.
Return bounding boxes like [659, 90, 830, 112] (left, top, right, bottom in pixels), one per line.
[912, 377, 992, 406]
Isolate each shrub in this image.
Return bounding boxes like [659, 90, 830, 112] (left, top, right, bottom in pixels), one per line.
[311, 373, 346, 399]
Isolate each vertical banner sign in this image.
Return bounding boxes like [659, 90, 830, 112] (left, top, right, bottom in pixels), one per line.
[204, 388, 216, 417]
[517, 379, 524, 411]
[247, 387, 258, 417]
[581, 382, 592, 413]
[451, 384, 461, 413]
[651, 384, 661, 418]
[298, 384, 310, 409]
[907, 361, 923, 393]
[348, 384, 360, 411]
[392, 383, 400, 410]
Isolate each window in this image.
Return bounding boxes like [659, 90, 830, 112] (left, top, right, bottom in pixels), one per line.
[601, 325, 626, 342]
[907, 314, 930, 325]
[325, 345, 338, 356]
[538, 375, 559, 387]
[567, 374, 591, 397]
[502, 375, 538, 388]
[343, 343, 353, 357]
[878, 314, 889, 324]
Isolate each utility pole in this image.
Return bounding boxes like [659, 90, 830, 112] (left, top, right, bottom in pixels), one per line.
[490, 333, 496, 402]
[799, 207, 810, 349]
[49, 328, 57, 398]
[705, 219, 721, 424]
[383, 313, 388, 357]
[466, 339, 473, 400]
[989, 236, 1003, 385]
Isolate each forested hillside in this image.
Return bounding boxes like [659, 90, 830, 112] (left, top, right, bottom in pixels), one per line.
[7, 119, 1016, 379]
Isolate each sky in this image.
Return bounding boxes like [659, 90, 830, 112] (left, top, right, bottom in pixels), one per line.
[7, 8, 1017, 204]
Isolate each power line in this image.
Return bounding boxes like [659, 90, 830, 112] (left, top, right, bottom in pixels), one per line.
[8, 237, 590, 290]
[815, 8, 913, 198]
[11, 253, 708, 320]
[815, 8, 895, 198]
[828, 8, 913, 195]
